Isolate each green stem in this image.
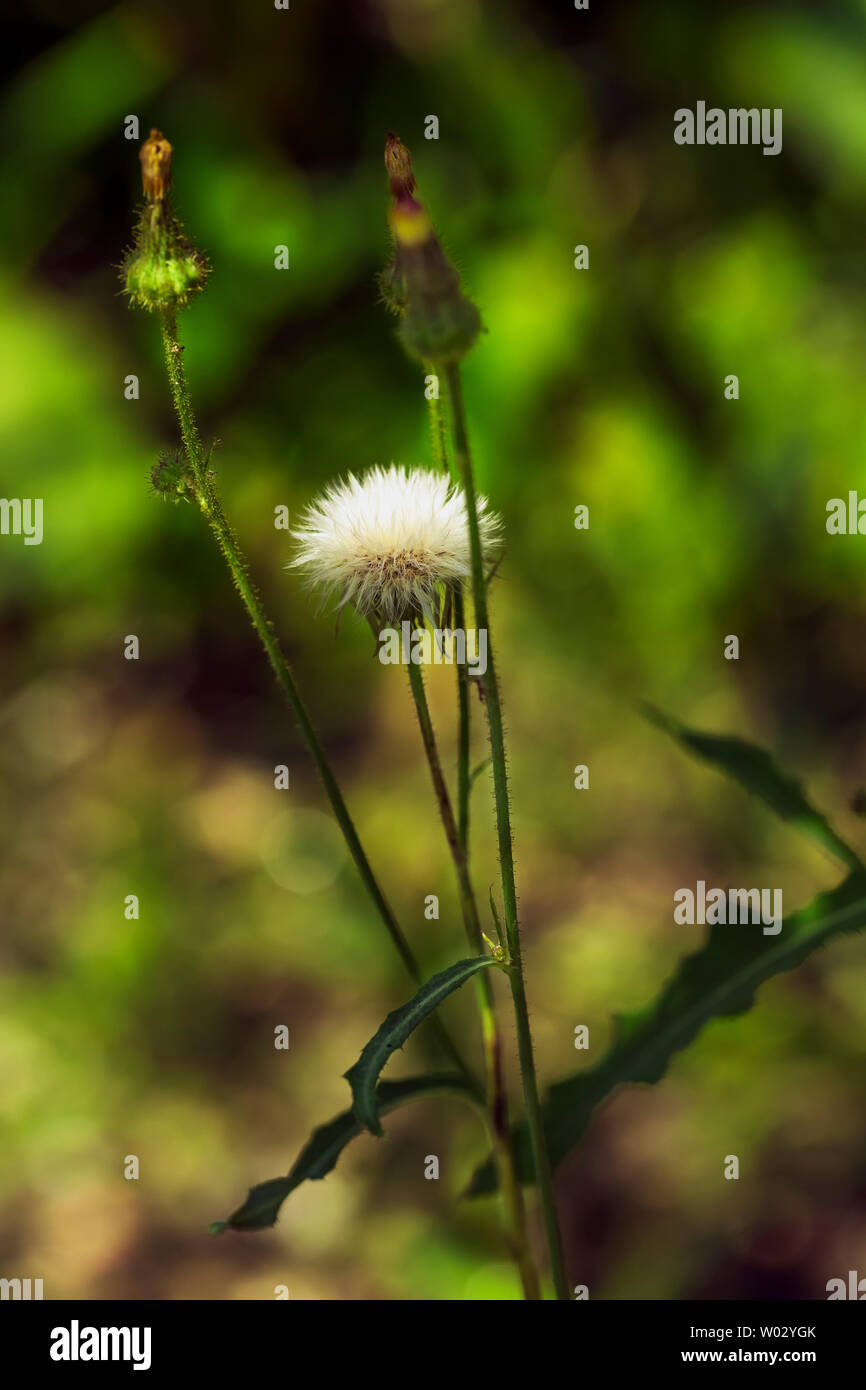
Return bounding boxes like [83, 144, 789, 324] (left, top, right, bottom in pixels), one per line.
[156, 308, 470, 1081]
[425, 365, 452, 477]
[453, 588, 471, 850]
[406, 655, 540, 1301]
[442, 360, 569, 1301]
[424, 378, 470, 847]
[424, 380, 534, 1295]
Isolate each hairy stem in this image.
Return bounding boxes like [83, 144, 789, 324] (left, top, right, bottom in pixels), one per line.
[406, 656, 539, 1300]
[421, 374, 533, 1290]
[425, 365, 451, 477]
[453, 588, 471, 850]
[442, 360, 569, 1301]
[424, 381, 470, 846]
[156, 309, 471, 1080]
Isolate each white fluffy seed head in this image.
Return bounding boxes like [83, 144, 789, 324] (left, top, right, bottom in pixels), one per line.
[290, 464, 502, 623]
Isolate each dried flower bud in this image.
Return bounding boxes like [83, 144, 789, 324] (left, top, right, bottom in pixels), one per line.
[381, 135, 480, 364]
[385, 132, 416, 198]
[139, 129, 173, 201]
[123, 130, 208, 312]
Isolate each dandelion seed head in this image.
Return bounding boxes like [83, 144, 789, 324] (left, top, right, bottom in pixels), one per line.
[290, 464, 501, 623]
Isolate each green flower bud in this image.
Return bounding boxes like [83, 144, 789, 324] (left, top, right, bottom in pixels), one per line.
[124, 211, 208, 310]
[122, 129, 209, 312]
[399, 279, 481, 365]
[149, 449, 194, 502]
[382, 136, 481, 364]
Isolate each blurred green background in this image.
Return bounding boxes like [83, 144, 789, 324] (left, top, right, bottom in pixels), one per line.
[3, 0, 866, 1300]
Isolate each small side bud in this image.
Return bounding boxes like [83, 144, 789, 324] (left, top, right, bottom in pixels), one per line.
[149, 449, 195, 502]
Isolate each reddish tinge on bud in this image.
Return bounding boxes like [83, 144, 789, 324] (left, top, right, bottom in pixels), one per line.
[380, 134, 480, 364]
[139, 129, 173, 202]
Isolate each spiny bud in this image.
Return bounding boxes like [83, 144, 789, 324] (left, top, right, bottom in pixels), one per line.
[380, 134, 480, 364]
[149, 449, 195, 502]
[122, 128, 208, 312]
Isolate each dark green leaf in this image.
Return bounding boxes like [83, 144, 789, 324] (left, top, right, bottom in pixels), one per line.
[468, 870, 866, 1196]
[212, 1073, 478, 1233]
[643, 703, 862, 871]
[345, 956, 497, 1136]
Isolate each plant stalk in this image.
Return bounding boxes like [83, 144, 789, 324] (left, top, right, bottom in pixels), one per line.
[405, 655, 539, 1300]
[442, 359, 569, 1301]
[453, 587, 471, 850]
[425, 381, 474, 851]
[156, 308, 471, 1081]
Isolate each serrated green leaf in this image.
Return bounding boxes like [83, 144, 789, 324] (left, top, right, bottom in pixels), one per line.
[345, 956, 497, 1136]
[468, 869, 866, 1196]
[643, 703, 863, 872]
[213, 1073, 478, 1233]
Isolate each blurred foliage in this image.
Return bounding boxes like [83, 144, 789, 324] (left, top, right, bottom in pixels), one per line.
[2, 0, 866, 1299]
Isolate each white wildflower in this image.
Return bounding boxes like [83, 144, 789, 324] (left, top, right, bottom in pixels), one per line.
[290, 464, 501, 622]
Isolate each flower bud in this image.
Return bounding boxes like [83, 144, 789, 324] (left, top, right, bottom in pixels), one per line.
[122, 129, 208, 312]
[381, 135, 481, 364]
[149, 450, 195, 502]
